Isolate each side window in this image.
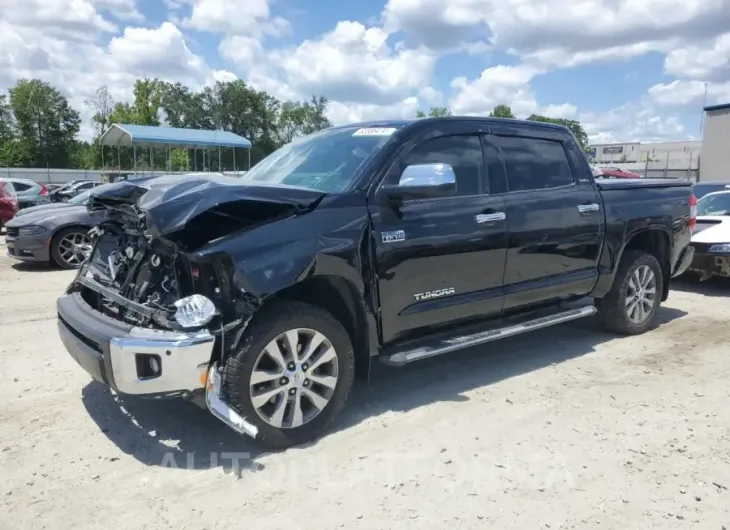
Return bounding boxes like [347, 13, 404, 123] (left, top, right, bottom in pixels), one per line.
[12, 182, 32, 192]
[493, 135, 574, 192]
[400, 135, 486, 196]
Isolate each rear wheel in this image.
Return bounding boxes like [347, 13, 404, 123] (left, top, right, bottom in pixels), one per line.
[596, 249, 664, 335]
[222, 300, 355, 449]
[51, 226, 92, 269]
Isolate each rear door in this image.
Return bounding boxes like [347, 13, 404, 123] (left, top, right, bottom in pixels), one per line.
[369, 121, 508, 345]
[488, 129, 604, 310]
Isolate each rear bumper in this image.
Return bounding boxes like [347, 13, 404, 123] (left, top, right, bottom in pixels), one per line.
[57, 292, 215, 395]
[671, 245, 695, 278]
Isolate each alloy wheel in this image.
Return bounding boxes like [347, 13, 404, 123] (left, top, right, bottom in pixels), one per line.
[249, 328, 339, 429]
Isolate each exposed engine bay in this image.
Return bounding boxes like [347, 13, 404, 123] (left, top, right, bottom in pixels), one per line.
[75, 203, 196, 329]
[68, 174, 326, 332]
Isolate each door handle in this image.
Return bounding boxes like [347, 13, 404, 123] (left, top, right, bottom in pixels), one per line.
[476, 212, 506, 224]
[577, 203, 600, 214]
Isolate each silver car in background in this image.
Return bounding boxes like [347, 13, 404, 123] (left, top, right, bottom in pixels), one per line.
[7, 178, 51, 209]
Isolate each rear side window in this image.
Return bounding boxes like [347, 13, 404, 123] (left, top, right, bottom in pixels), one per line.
[12, 182, 32, 192]
[0, 180, 17, 196]
[493, 136, 574, 192]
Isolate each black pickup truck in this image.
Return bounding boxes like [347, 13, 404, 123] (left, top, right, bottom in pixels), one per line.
[56, 117, 696, 449]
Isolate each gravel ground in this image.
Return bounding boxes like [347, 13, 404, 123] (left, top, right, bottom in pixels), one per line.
[1, 235, 729, 530]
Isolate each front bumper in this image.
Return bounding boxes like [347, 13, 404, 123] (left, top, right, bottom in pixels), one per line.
[5, 231, 51, 262]
[57, 292, 214, 395]
[684, 246, 730, 279]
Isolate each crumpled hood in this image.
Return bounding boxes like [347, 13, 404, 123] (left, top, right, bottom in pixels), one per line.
[87, 173, 327, 239]
[691, 215, 730, 243]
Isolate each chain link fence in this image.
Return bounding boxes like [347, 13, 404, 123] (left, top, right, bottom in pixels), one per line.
[1, 167, 244, 185]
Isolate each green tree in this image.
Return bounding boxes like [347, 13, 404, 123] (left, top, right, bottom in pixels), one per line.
[1, 76, 336, 170]
[526, 114, 589, 150]
[489, 104, 515, 118]
[8, 78, 80, 168]
[416, 106, 452, 117]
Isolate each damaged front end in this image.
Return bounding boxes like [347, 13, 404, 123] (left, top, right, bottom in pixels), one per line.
[58, 174, 326, 439]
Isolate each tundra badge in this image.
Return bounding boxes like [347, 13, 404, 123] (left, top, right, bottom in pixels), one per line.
[382, 230, 406, 243]
[414, 287, 456, 301]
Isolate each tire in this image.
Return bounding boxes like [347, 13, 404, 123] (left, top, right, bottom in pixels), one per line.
[50, 226, 92, 269]
[596, 249, 664, 335]
[222, 300, 356, 449]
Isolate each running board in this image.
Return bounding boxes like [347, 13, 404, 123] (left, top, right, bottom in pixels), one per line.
[381, 305, 597, 367]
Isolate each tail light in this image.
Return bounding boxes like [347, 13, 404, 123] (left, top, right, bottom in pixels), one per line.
[689, 193, 697, 231]
[39, 184, 48, 195]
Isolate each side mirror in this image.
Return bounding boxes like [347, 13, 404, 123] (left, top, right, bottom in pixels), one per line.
[383, 163, 457, 201]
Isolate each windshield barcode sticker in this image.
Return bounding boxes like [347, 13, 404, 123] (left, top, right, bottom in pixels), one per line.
[353, 127, 397, 137]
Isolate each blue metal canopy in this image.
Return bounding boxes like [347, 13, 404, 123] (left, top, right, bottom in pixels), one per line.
[99, 124, 252, 149]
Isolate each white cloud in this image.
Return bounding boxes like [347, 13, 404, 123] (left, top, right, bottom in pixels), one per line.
[382, 0, 730, 68]
[93, 0, 143, 21]
[179, 0, 289, 37]
[2, 0, 720, 146]
[648, 79, 730, 107]
[580, 103, 686, 144]
[449, 65, 545, 117]
[107, 22, 207, 82]
[221, 20, 439, 113]
[663, 33, 730, 81]
[0, 0, 118, 38]
[269, 21, 437, 106]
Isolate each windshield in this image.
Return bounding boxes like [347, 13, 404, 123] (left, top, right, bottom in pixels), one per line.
[697, 192, 730, 216]
[239, 125, 401, 192]
[693, 183, 730, 199]
[69, 190, 91, 205]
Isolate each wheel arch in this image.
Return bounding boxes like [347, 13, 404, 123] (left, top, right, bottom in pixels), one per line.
[593, 227, 672, 301]
[262, 275, 374, 381]
[621, 229, 671, 301]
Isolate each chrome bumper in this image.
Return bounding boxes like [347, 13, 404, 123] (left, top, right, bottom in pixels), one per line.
[109, 327, 215, 395]
[57, 292, 214, 395]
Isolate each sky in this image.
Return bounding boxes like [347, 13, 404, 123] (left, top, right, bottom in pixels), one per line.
[1, 0, 730, 144]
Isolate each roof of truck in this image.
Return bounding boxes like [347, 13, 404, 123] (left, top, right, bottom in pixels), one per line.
[330, 116, 572, 134]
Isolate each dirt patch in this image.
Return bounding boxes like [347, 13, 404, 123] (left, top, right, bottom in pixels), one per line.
[1, 241, 729, 529]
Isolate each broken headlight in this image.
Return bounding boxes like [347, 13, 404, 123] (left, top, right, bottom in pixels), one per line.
[173, 294, 216, 328]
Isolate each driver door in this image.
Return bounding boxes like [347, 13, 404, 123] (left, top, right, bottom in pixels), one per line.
[368, 123, 508, 346]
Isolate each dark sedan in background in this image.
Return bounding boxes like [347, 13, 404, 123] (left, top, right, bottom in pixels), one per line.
[4, 186, 109, 269]
[50, 180, 103, 202]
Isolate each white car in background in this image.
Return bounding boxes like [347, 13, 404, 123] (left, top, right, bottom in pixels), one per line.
[685, 190, 730, 280]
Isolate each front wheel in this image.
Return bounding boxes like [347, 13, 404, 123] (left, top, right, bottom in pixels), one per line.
[595, 249, 664, 335]
[51, 226, 92, 269]
[222, 301, 355, 449]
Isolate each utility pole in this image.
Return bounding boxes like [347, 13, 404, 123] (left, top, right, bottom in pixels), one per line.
[699, 82, 708, 137]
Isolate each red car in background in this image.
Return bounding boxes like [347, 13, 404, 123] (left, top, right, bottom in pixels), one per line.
[595, 167, 642, 179]
[0, 178, 20, 230]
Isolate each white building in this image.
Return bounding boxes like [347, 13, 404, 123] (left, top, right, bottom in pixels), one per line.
[699, 103, 730, 182]
[588, 141, 701, 169]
